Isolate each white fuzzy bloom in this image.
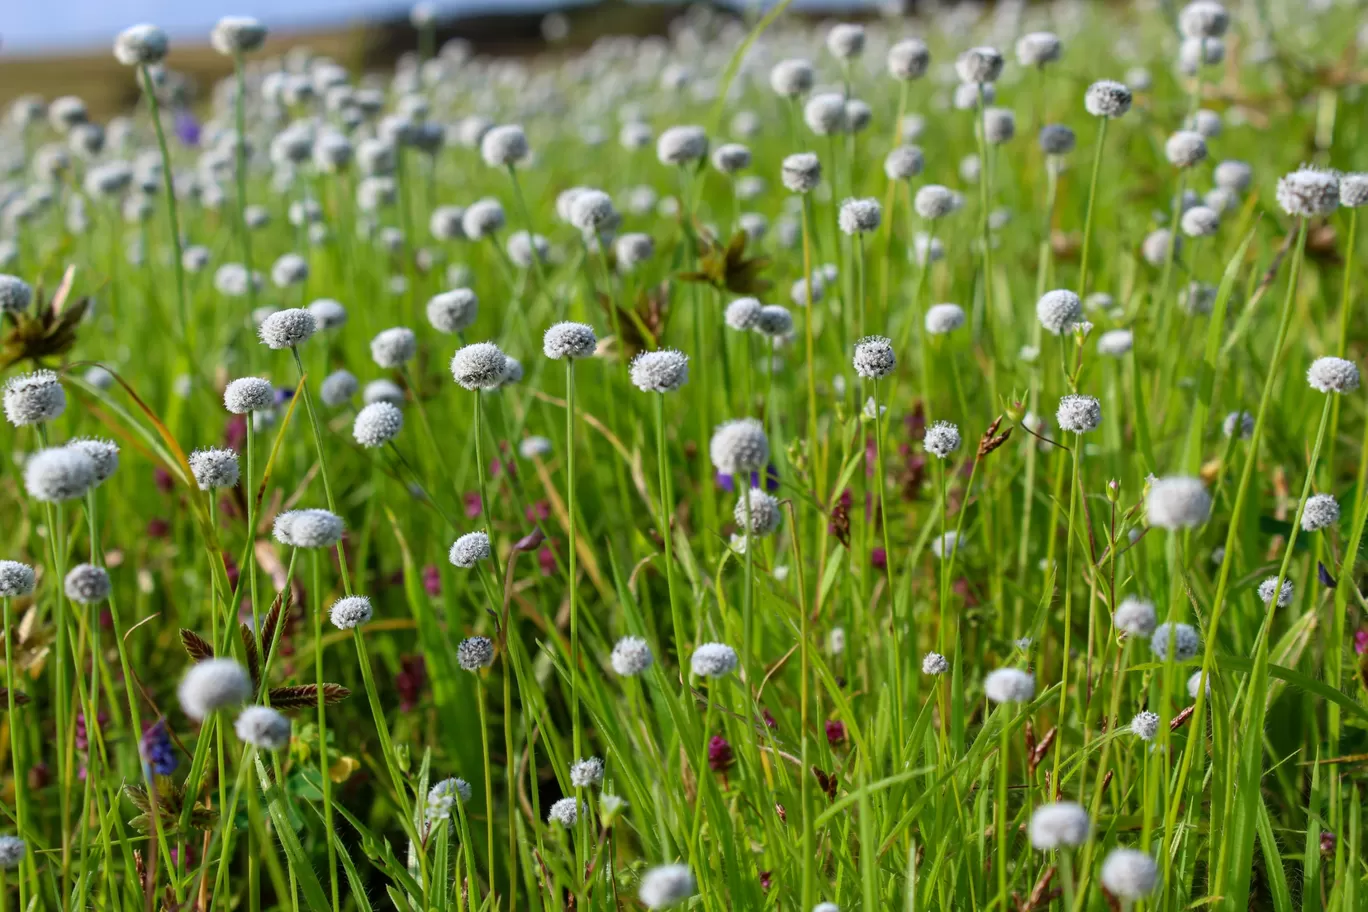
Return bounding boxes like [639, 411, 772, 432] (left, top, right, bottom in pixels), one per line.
[548, 797, 580, 826]
[638, 864, 695, 909]
[826, 23, 865, 59]
[427, 777, 472, 822]
[734, 488, 781, 537]
[1214, 160, 1252, 193]
[781, 153, 822, 193]
[64, 563, 110, 604]
[1039, 124, 1076, 156]
[914, 185, 956, 219]
[1165, 131, 1207, 169]
[982, 107, 1015, 144]
[1307, 356, 1359, 393]
[1258, 577, 1294, 608]
[1141, 229, 1180, 266]
[353, 402, 404, 448]
[1147, 476, 1211, 529]
[258, 309, 316, 350]
[984, 668, 1035, 703]
[224, 377, 274, 414]
[853, 336, 896, 379]
[308, 299, 348, 331]
[211, 16, 267, 56]
[925, 303, 965, 335]
[691, 642, 738, 678]
[711, 143, 751, 174]
[1084, 80, 1132, 118]
[0, 562, 36, 598]
[569, 189, 616, 235]
[710, 418, 769, 475]
[656, 126, 708, 166]
[0, 275, 32, 314]
[1223, 410, 1254, 439]
[725, 297, 763, 331]
[270, 254, 309, 289]
[1181, 205, 1219, 237]
[1179, 0, 1229, 39]
[461, 199, 505, 240]
[1101, 848, 1159, 900]
[1036, 290, 1082, 335]
[1056, 394, 1102, 433]
[480, 124, 529, 167]
[954, 83, 993, 111]
[843, 99, 872, 134]
[449, 532, 491, 568]
[4, 370, 66, 427]
[1151, 622, 1201, 661]
[427, 289, 478, 335]
[1301, 493, 1340, 531]
[178, 658, 252, 721]
[1114, 597, 1157, 637]
[370, 327, 417, 369]
[922, 652, 949, 675]
[519, 436, 552, 459]
[956, 46, 1004, 84]
[114, 24, 169, 66]
[24, 447, 96, 502]
[923, 421, 961, 459]
[769, 59, 815, 97]
[838, 198, 882, 235]
[1097, 330, 1133, 357]
[316, 371, 358, 407]
[272, 509, 343, 549]
[611, 636, 653, 676]
[1339, 173, 1368, 208]
[330, 595, 373, 629]
[451, 342, 508, 390]
[931, 531, 960, 559]
[803, 93, 847, 135]
[1277, 167, 1340, 218]
[615, 233, 655, 270]
[1188, 670, 1211, 700]
[1029, 802, 1090, 849]
[1016, 32, 1062, 67]
[189, 447, 240, 490]
[543, 322, 597, 360]
[1130, 711, 1161, 740]
[884, 145, 924, 180]
[570, 757, 605, 788]
[630, 350, 690, 394]
[0, 837, 25, 870]
[429, 206, 465, 241]
[457, 636, 495, 670]
[888, 38, 930, 80]
[235, 706, 291, 750]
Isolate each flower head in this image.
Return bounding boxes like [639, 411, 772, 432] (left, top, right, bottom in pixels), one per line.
[637, 864, 695, 909]
[449, 532, 491, 568]
[884, 145, 925, 181]
[1016, 32, 1062, 67]
[781, 153, 822, 193]
[1258, 576, 1294, 608]
[0, 275, 32, 314]
[1056, 394, 1102, 433]
[984, 667, 1035, 703]
[853, 335, 896, 379]
[451, 342, 508, 390]
[725, 297, 763, 331]
[235, 706, 291, 750]
[888, 38, 930, 80]
[461, 199, 506, 239]
[570, 757, 604, 788]
[330, 595, 373, 630]
[178, 658, 251, 721]
[656, 126, 707, 166]
[4, 370, 65, 427]
[1307, 357, 1359, 393]
[457, 636, 495, 671]
[0, 838, 26, 870]
[1302, 493, 1340, 531]
[547, 797, 580, 826]
[1146, 476, 1211, 529]
[1340, 173, 1368, 208]
[0, 562, 36, 598]
[1151, 621, 1200, 661]
[64, 563, 110, 604]
[924, 421, 961, 459]
[826, 23, 865, 59]
[224, 377, 274, 414]
[734, 488, 781, 537]
[710, 418, 769, 475]
[543, 322, 597, 360]
[769, 59, 815, 97]
[914, 184, 956, 219]
[1039, 124, 1076, 156]
[922, 652, 949, 675]
[427, 777, 472, 821]
[1114, 597, 1158, 636]
[1029, 802, 1090, 849]
[838, 198, 882, 235]
[1101, 848, 1159, 899]
[114, 24, 168, 66]
[1084, 80, 1132, 118]
[924, 303, 965, 335]
[24, 447, 96, 502]
[480, 124, 529, 167]
[371, 327, 417, 368]
[1165, 131, 1207, 169]
[691, 642, 738, 678]
[1130, 711, 1160, 740]
[272, 508, 343, 548]
[630, 350, 690, 393]
[956, 46, 1004, 84]
[1277, 167, 1340, 218]
[611, 636, 654, 676]
[803, 93, 847, 135]
[211, 16, 267, 55]
[1036, 290, 1082, 335]
[321, 371, 359, 406]
[1179, 0, 1229, 39]
[258, 309, 316, 349]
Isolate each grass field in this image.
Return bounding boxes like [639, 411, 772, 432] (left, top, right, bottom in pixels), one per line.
[1, 1, 1368, 910]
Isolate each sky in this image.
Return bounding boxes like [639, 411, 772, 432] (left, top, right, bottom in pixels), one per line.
[1, 0, 863, 54]
[1, 0, 560, 54]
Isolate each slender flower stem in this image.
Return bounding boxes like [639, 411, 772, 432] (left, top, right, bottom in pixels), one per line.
[311, 551, 339, 912]
[564, 358, 585, 902]
[139, 65, 191, 353]
[872, 380, 902, 756]
[290, 347, 352, 595]
[654, 393, 686, 665]
[1051, 433, 1082, 793]
[1076, 118, 1110, 298]
[476, 677, 494, 902]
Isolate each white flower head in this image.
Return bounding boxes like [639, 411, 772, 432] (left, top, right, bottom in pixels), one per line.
[1150, 621, 1200, 661]
[1307, 357, 1359, 393]
[690, 642, 738, 678]
[1146, 476, 1211, 529]
[638, 863, 695, 909]
[984, 667, 1035, 703]
[1114, 597, 1157, 637]
[611, 636, 653, 676]
[1257, 576, 1294, 608]
[1301, 493, 1340, 531]
[1029, 801, 1090, 849]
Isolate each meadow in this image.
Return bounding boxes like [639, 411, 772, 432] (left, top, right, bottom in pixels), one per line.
[0, 0, 1366, 909]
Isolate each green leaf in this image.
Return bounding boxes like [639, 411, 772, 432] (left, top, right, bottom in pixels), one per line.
[256, 755, 331, 912]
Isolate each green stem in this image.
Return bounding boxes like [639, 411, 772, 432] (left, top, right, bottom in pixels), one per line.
[1076, 118, 1110, 298]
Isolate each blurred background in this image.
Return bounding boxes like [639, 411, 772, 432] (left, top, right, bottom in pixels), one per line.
[0, 0, 888, 117]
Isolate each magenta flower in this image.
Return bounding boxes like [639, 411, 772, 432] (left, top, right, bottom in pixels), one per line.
[707, 734, 734, 773]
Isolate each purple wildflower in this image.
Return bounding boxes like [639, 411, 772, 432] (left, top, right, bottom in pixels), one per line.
[464, 491, 483, 518]
[396, 655, 426, 711]
[1355, 630, 1368, 656]
[422, 564, 441, 597]
[174, 111, 201, 147]
[871, 547, 887, 570]
[707, 734, 734, 773]
[141, 718, 178, 775]
[825, 720, 847, 746]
